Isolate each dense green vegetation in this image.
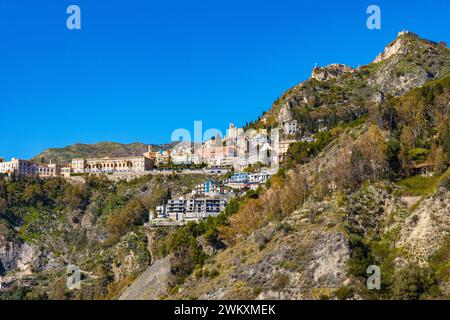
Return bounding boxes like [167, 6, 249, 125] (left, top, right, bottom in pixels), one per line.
[33, 142, 152, 164]
[338, 77, 450, 300]
[396, 175, 441, 197]
[0, 173, 206, 299]
[283, 131, 332, 170]
[378, 76, 450, 176]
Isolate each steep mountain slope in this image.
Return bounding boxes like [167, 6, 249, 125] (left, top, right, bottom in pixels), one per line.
[255, 31, 449, 136]
[0, 174, 209, 299]
[124, 33, 450, 300]
[162, 83, 450, 299]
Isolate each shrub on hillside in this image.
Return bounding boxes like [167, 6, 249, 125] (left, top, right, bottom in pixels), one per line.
[107, 198, 147, 237]
[391, 265, 439, 300]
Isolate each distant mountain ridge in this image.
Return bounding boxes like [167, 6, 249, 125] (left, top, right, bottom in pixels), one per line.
[32, 141, 174, 163]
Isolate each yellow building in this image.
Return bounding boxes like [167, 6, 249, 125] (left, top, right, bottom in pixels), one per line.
[71, 156, 153, 174]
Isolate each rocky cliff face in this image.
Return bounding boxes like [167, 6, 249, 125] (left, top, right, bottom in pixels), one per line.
[396, 190, 450, 266]
[373, 31, 413, 63]
[368, 32, 449, 97]
[260, 32, 449, 133]
[0, 240, 59, 288]
[119, 257, 171, 300]
[311, 64, 355, 82]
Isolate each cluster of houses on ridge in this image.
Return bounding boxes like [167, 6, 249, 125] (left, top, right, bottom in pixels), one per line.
[0, 122, 302, 227]
[0, 123, 296, 179]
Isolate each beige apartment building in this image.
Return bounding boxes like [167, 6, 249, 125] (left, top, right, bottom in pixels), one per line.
[0, 158, 61, 178]
[0, 158, 36, 176]
[35, 163, 61, 178]
[71, 156, 153, 174]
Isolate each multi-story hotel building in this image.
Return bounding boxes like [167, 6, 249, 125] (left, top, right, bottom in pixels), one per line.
[164, 197, 227, 222]
[0, 158, 61, 178]
[0, 158, 36, 176]
[71, 156, 153, 174]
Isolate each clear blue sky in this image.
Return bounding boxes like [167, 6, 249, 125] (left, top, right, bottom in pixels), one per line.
[0, 0, 449, 159]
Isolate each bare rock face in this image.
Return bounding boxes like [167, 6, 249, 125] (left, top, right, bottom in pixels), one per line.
[0, 237, 62, 289]
[397, 190, 450, 266]
[369, 31, 448, 97]
[311, 64, 354, 82]
[277, 103, 294, 123]
[372, 91, 385, 104]
[119, 257, 171, 300]
[0, 241, 42, 276]
[0, 241, 40, 288]
[0, 241, 22, 275]
[373, 31, 413, 63]
[308, 232, 350, 286]
[370, 63, 433, 97]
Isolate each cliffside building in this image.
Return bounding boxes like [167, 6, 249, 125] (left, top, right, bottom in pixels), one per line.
[71, 156, 153, 174]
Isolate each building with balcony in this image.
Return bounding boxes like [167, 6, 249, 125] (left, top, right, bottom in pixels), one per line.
[71, 156, 153, 174]
[0, 158, 36, 177]
[164, 196, 228, 223]
[0, 158, 62, 178]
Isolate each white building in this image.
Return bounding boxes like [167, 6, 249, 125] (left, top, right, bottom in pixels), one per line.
[155, 205, 167, 218]
[164, 197, 228, 222]
[226, 172, 270, 186]
[224, 123, 244, 146]
[156, 150, 171, 165]
[248, 172, 270, 184]
[272, 138, 296, 164]
[61, 166, 72, 178]
[0, 158, 61, 178]
[171, 142, 194, 165]
[0, 158, 36, 176]
[283, 120, 299, 136]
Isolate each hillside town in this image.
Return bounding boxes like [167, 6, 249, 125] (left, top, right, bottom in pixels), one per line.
[1, 122, 302, 226]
